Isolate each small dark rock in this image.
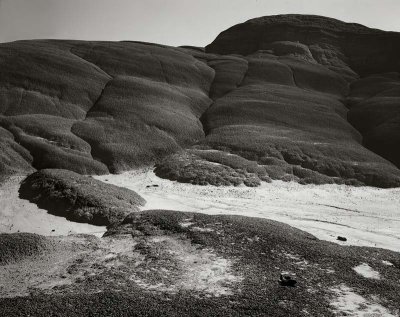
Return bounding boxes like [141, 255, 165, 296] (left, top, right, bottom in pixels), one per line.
[279, 272, 297, 287]
[337, 236, 347, 241]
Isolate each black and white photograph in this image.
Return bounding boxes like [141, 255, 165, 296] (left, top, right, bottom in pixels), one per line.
[0, 0, 399, 316]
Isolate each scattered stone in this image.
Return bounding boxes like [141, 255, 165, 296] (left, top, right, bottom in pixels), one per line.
[337, 236, 347, 242]
[279, 272, 297, 287]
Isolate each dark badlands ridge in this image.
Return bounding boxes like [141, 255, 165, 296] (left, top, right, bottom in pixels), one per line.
[1, 14, 400, 187]
[1, 15, 400, 317]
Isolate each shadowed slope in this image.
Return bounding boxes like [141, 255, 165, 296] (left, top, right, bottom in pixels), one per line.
[0, 41, 112, 178]
[348, 73, 400, 168]
[19, 169, 145, 226]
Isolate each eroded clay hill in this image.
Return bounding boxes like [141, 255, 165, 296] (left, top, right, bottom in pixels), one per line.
[1, 15, 400, 187]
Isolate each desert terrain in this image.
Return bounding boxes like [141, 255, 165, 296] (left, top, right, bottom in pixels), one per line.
[0, 14, 400, 316]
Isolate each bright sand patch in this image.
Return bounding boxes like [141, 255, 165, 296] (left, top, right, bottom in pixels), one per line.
[330, 284, 398, 317]
[382, 260, 394, 266]
[95, 168, 400, 252]
[129, 235, 242, 296]
[353, 263, 381, 280]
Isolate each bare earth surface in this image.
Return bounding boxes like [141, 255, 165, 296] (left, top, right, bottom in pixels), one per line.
[1, 170, 399, 316]
[95, 168, 400, 252]
[1, 208, 399, 316]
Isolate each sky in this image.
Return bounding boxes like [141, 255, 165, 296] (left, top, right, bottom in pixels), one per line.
[1, 0, 400, 46]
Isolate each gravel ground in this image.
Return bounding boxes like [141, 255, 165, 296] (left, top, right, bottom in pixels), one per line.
[1, 210, 399, 316]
